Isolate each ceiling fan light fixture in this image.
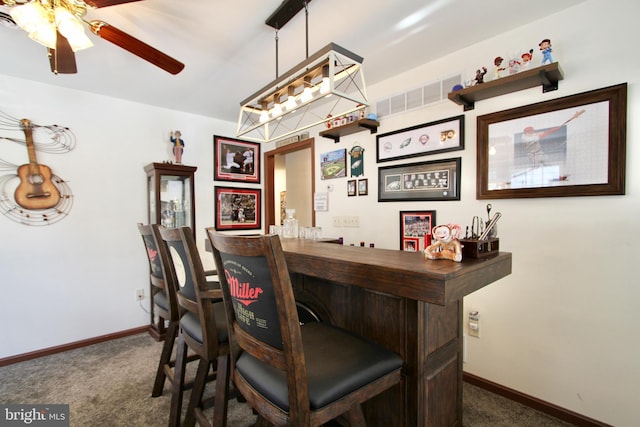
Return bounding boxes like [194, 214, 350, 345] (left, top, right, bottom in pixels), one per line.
[54, 6, 93, 52]
[10, 1, 48, 34]
[28, 20, 56, 49]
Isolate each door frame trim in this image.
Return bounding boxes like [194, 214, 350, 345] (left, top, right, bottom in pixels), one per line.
[264, 138, 316, 229]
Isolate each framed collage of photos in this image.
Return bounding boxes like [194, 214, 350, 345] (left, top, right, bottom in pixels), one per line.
[399, 210, 436, 252]
[378, 157, 461, 202]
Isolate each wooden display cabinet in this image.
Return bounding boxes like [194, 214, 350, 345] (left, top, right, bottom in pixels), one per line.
[145, 162, 197, 235]
[144, 162, 197, 340]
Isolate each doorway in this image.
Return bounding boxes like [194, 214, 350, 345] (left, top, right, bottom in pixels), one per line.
[264, 138, 315, 229]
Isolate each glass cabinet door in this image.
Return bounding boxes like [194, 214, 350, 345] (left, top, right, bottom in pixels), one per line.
[145, 163, 197, 236]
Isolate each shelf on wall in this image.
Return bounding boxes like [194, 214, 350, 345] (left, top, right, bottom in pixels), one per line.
[319, 118, 380, 142]
[447, 62, 564, 111]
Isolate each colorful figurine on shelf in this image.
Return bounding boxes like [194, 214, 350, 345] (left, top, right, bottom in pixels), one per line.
[474, 66, 488, 84]
[424, 224, 463, 262]
[493, 56, 506, 79]
[539, 38, 553, 64]
[520, 49, 534, 70]
[508, 56, 521, 75]
[170, 130, 184, 164]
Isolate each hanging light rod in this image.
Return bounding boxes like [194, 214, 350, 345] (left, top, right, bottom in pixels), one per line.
[266, 0, 312, 29]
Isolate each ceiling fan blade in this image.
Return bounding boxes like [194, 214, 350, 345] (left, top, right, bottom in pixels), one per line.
[48, 31, 78, 74]
[85, 0, 142, 9]
[89, 20, 184, 75]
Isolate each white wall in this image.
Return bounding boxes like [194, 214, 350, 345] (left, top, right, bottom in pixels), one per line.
[1, 1, 638, 425]
[307, 1, 639, 425]
[0, 76, 235, 356]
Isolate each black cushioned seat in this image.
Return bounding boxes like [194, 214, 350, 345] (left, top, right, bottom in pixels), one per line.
[180, 302, 228, 345]
[236, 322, 403, 411]
[153, 290, 169, 312]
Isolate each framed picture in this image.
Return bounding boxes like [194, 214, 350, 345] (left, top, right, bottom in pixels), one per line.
[376, 115, 464, 163]
[320, 148, 347, 180]
[347, 180, 357, 196]
[400, 210, 436, 252]
[477, 83, 627, 199]
[378, 157, 461, 202]
[358, 178, 368, 196]
[214, 135, 260, 183]
[214, 186, 261, 230]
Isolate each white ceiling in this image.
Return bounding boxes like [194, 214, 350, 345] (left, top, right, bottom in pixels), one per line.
[1, 0, 586, 123]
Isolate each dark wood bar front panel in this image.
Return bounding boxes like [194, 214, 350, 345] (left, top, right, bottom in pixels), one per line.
[281, 240, 512, 427]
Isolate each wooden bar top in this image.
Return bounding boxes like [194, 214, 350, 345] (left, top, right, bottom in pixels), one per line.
[280, 239, 512, 305]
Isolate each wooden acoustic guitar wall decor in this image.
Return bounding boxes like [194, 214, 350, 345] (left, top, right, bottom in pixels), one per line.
[15, 119, 61, 210]
[0, 112, 75, 226]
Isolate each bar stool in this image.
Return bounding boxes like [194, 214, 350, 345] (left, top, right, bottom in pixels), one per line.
[206, 230, 403, 426]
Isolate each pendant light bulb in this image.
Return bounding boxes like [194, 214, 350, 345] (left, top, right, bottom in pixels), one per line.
[300, 77, 313, 103]
[272, 94, 283, 117]
[320, 64, 330, 94]
[259, 101, 269, 123]
[285, 86, 297, 110]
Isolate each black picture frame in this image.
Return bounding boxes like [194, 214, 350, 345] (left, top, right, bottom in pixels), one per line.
[376, 115, 464, 163]
[378, 157, 461, 202]
[347, 180, 357, 197]
[214, 135, 260, 183]
[477, 83, 626, 199]
[358, 178, 368, 196]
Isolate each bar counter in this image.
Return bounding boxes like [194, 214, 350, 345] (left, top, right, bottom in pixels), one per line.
[280, 239, 512, 427]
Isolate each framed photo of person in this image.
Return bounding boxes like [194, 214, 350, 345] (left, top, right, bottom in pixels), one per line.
[476, 83, 626, 199]
[214, 135, 260, 183]
[214, 186, 261, 230]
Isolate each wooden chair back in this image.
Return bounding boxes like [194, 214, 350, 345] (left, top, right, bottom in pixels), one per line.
[159, 226, 223, 359]
[137, 222, 178, 322]
[207, 230, 403, 426]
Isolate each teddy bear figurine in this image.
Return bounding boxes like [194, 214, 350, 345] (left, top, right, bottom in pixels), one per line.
[424, 224, 463, 262]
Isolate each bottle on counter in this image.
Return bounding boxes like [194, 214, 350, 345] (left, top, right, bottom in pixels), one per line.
[283, 209, 299, 239]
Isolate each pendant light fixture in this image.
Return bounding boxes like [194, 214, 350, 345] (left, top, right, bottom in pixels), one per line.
[237, 0, 368, 143]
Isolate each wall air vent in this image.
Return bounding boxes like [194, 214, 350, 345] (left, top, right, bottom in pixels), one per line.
[375, 73, 462, 119]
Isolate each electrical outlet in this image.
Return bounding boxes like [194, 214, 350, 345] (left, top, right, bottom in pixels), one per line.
[343, 215, 360, 227]
[468, 311, 480, 338]
[332, 216, 343, 227]
[135, 288, 144, 301]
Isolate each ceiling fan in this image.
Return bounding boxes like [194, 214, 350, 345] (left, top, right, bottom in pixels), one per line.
[2, 0, 184, 75]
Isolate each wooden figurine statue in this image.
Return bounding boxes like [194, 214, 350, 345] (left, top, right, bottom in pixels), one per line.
[424, 224, 463, 262]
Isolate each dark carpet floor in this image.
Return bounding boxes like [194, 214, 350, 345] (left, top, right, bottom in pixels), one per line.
[0, 333, 573, 426]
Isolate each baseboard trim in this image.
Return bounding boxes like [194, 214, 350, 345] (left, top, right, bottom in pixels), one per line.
[463, 372, 611, 427]
[0, 326, 149, 367]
